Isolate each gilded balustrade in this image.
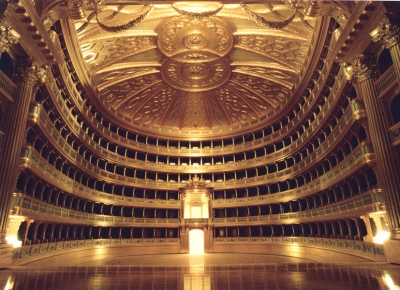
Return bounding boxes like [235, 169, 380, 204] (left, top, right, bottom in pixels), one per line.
[0, 70, 16, 100]
[213, 236, 385, 262]
[10, 189, 382, 230]
[213, 190, 382, 225]
[31, 91, 361, 176]
[34, 71, 357, 184]
[21, 147, 181, 207]
[388, 122, 400, 147]
[11, 236, 385, 265]
[375, 65, 397, 95]
[12, 238, 180, 264]
[11, 193, 180, 227]
[22, 141, 374, 200]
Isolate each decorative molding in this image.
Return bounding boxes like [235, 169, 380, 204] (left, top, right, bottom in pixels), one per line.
[95, 3, 153, 32]
[240, 4, 296, 30]
[171, 3, 224, 19]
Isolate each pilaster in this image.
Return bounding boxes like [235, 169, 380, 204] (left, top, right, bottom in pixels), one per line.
[0, 59, 46, 267]
[350, 55, 400, 259]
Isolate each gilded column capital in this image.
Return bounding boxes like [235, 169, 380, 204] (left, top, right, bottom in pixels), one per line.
[350, 55, 378, 82]
[15, 60, 48, 86]
[0, 24, 20, 53]
[301, 0, 348, 27]
[62, 0, 86, 20]
[370, 17, 400, 49]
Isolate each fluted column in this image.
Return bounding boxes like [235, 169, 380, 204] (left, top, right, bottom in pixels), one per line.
[351, 55, 400, 239]
[0, 59, 46, 244]
[370, 17, 400, 84]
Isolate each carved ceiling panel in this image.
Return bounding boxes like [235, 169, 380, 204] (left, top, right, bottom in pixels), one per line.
[80, 35, 157, 74]
[73, 3, 317, 135]
[236, 35, 309, 72]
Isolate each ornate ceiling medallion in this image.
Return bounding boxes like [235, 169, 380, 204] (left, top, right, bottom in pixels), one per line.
[182, 32, 208, 50]
[161, 57, 231, 92]
[156, 16, 235, 59]
[156, 15, 235, 92]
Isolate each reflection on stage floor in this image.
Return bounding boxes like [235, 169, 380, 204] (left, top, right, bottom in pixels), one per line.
[1, 253, 399, 290]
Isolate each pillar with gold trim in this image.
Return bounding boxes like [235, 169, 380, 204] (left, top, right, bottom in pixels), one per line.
[351, 54, 400, 263]
[370, 16, 400, 85]
[0, 58, 46, 267]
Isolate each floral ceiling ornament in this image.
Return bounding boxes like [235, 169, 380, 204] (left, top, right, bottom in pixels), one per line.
[94, 1, 154, 32]
[240, 4, 296, 29]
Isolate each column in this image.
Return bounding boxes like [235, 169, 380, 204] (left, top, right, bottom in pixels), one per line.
[0, 59, 46, 250]
[345, 219, 355, 240]
[330, 222, 337, 239]
[29, 222, 40, 244]
[337, 220, 345, 239]
[46, 224, 55, 243]
[370, 17, 400, 84]
[54, 225, 63, 241]
[300, 224, 306, 237]
[351, 55, 400, 240]
[18, 220, 32, 245]
[38, 223, 48, 243]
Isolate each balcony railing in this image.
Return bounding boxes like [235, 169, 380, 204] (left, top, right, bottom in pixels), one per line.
[214, 236, 385, 261]
[12, 238, 180, 264]
[0, 70, 17, 99]
[12, 193, 180, 226]
[213, 190, 382, 224]
[376, 65, 397, 95]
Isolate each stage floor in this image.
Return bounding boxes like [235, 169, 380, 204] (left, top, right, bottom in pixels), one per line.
[1, 253, 399, 289]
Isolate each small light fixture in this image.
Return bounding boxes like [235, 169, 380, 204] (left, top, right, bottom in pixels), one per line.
[6, 236, 22, 248]
[373, 231, 390, 244]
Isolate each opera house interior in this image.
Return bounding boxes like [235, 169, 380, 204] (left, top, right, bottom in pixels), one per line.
[0, 0, 400, 288]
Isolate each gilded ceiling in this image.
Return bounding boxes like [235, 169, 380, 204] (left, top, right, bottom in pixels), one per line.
[74, 2, 316, 132]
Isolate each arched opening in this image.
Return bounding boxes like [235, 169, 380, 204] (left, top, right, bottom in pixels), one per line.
[390, 94, 400, 124]
[0, 104, 3, 127]
[189, 229, 204, 254]
[377, 49, 393, 76]
[0, 52, 14, 79]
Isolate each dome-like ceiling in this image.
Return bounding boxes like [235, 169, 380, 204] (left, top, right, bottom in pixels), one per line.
[74, 3, 316, 134]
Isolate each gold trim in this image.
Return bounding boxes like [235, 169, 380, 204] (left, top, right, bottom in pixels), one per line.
[240, 4, 296, 30]
[95, 3, 154, 32]
[171, 3, 224, 19]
